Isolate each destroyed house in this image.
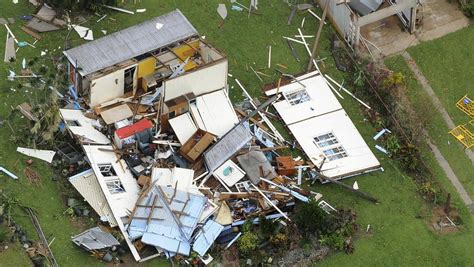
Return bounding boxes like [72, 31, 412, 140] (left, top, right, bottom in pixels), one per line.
[61, 10, 239, 262]
[63, 9, 228, 107]
[60, 9, 377, 264]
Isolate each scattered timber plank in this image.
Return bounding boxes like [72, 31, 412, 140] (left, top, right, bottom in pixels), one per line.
[21, 26, 41, 40]
[322, 175, 379, 203]
[26, 208, 58, 267]
[234, 108, 269, 131]
[286, 39, 300, 62]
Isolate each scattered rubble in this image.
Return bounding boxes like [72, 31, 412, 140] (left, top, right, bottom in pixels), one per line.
[1, 6, 384, 265]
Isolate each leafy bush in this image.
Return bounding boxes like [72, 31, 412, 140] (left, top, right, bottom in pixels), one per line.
[0, 228, 9, 243]
[385, 135, 401, 155]
[349, 60, 445, 202]
[269, 233, 288, 248]
[259, 215, 277, 239]
[294, 200, 334, 235]
[463, 0, 474, 17]
[237, 232, 259, 255]
[319, 233, 345, 251]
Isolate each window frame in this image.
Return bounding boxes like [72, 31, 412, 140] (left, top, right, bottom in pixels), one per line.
[313, 132, 348, 161]
[97, 163, 117, 177]
[106, 179, 126, 194]
[284, 88, 311, 106]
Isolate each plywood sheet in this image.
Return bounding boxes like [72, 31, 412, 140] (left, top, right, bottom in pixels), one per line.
[16, 147, 56, 163]
[213, 160, 245, 187]
[100, 104, 133, 125]
[169, 113, 197, 144]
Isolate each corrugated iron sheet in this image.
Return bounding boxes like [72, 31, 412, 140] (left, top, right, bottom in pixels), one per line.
[128, 185, 207, 255]
[192, 220, 223, 256]
[69, 169, 117, 226]
[63, 9, 198, 76]
[71, 227, 120, 251]
[204, 123, 252, 172]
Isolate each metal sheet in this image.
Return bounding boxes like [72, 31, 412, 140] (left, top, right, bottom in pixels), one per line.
[100, 104, 133, 125]
[72, 227, 120, 251]
[192, 220, 223, 256]
[203, 123, 252, 172]
[63, 9, 198, 76]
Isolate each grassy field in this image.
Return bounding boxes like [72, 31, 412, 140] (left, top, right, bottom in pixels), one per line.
[407, 26, 474, 129]
[0, 242, 33, 267]
[0, 0, 473, 266]
[385, 55, 474, 199]
[405, 27, 474, 198]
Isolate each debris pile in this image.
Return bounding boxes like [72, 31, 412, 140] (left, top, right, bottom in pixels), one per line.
[51, 9, 355, 263]
[5, 7, 382, 265]
[60, 83, 332, 262]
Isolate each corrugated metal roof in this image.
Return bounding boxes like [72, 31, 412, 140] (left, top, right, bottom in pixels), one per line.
[192, 220, 223, 256]
[128, 185, 207, 256]
[63, 9, 198, 76]
[204, 123, 252, 172]
[69, 169, 117, 226]
[72, 227, 120, 251]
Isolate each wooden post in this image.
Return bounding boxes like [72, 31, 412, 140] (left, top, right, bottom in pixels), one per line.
[306, 0, 330, 72]
[322, 175, 379, 203]
[445, 193, 451, 214]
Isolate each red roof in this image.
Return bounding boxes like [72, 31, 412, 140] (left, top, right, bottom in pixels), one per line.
[115, 118, 153, 139]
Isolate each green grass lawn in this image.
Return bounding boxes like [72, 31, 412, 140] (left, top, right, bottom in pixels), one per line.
[385, 55, 474, 200]
[407, 26, 474, 129]
[0, 0, 473, 266]
[0, 241, 33, 267]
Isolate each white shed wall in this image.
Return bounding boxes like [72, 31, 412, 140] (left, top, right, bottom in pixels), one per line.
[89, 64, 137, 107]
[164, 60, 228, 101]
[288, 109, 380, 178]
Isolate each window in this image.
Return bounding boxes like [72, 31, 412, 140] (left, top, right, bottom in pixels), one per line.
[66, 120, 80, 126]
[98, 163, 117, 177]
[314, 132, 338, 148]
[284, 88, 311, 106]
[314, 132, 348, 161]
[106, 179, 125, 194]
[322, 146, 347, 161]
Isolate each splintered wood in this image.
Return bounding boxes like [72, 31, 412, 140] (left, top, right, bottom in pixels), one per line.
[24, 167, 41, 186]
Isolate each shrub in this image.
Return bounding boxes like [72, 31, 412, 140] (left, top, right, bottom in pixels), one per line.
[463, 0, 474, 17]
[319, 233, 345, 251]
[259, 215, 277, 239]
[269, 233, 288, 248]
[385, 135, 401, 155]
[237, 232, 259, 255]
[294, 200, 334, 235]
[0, 228, 8, 243]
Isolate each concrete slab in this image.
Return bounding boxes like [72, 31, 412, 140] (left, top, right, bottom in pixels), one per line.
[359, 0, 469, 56]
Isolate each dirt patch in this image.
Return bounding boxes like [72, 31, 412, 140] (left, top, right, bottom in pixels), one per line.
[428, 206, 461, 235]
[222, 246, 240, 267]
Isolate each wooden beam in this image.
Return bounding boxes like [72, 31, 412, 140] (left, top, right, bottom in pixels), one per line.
[356, 0, 418, 27]
[234, 108, 268, 131]
[146, 195, 159, 224]
[21, 26, 41, 40]
[322, 175, 379, 203]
